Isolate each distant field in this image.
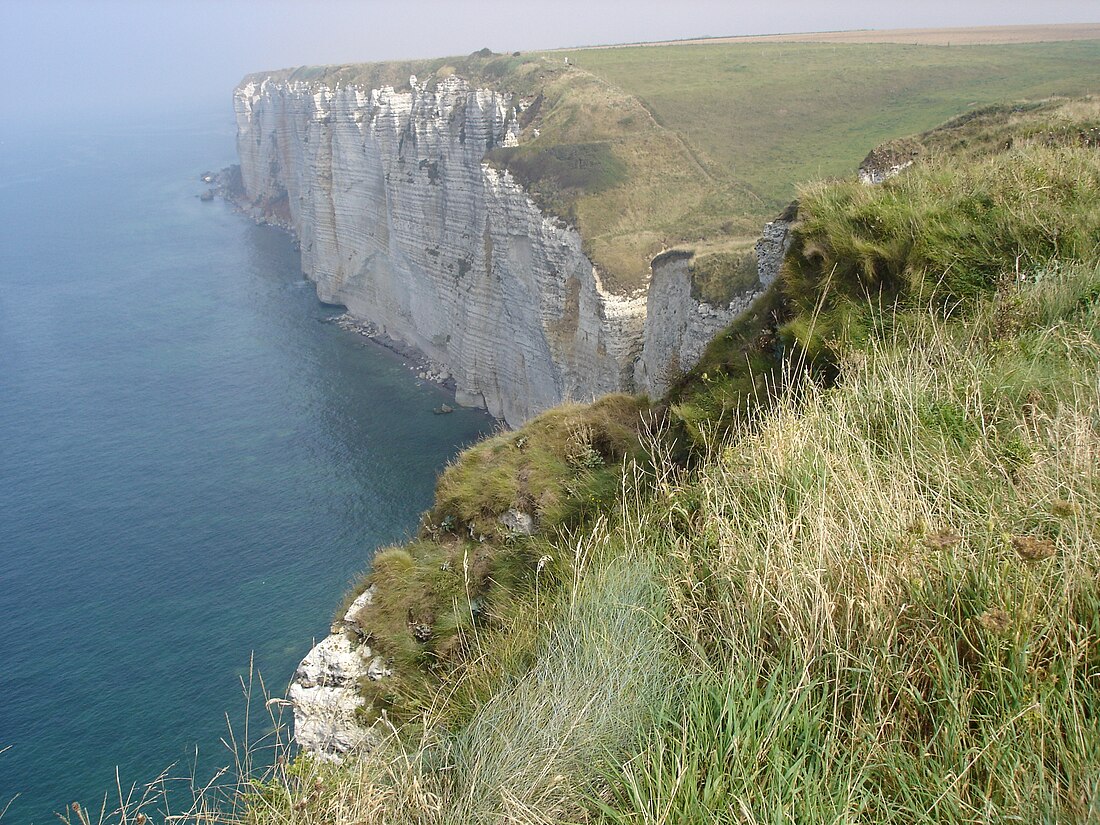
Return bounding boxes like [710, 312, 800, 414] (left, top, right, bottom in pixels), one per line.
[529, 38, 1100, 291]
[590, 22, 1100, 48]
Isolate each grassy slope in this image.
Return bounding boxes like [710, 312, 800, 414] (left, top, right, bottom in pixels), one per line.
[156, 100, 1099, 825]
[668, 97, 1100, 440]
[235, 265, 1100, 825]
[599, 264, 1100, 823]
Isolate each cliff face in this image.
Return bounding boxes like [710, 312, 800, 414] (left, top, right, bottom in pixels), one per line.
[636, 219, 792, 397]
[234, 69, 795, 759]
[234, 74, 645, 426]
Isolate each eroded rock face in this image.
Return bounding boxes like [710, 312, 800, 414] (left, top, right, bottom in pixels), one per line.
[288, 588, 382, 760]
[635, 219, 792, 397]
[234, 74, 645, 427]
[859, 160, 914, 185]
[858, 141, 919, 185]
[288, 634, 374, 759]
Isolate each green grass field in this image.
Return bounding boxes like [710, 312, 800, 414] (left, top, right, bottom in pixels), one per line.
[574, 41, 1100, 200]
[532, 40, 1100, 290]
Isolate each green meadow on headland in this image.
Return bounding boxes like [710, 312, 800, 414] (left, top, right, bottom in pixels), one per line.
[94, 35, 1100, 825]
[529, 39, 1100, 292]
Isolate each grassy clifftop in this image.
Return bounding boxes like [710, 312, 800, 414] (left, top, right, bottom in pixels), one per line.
[178, 98, 1100, 824]
[245, 39, 1100, 293]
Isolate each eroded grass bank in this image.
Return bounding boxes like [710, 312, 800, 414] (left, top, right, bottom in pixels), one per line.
[230, 260, 1100, 825]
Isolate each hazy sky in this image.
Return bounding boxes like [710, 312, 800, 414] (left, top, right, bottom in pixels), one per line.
[2, 0, 1098, 125]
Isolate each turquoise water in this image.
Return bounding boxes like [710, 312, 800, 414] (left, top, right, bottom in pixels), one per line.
[0, 110, 494, 822]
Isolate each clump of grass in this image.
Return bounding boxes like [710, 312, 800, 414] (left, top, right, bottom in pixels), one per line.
[597, 261, 1100, 823]
[783, 143, 1100, 363]
[349, 533, 565, 727]
[431, 393, 650, 540]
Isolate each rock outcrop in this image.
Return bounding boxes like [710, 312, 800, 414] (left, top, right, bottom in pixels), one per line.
[234, 74, 645, 427]
[287, 587, 390, 760]
[636, 218, 792, 397]
[858, 139, 920, 185]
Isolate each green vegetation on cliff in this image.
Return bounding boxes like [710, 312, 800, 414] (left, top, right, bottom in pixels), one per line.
[671, 97, 1100, 440]
[183, 97, 1100, 825]
[346, 394, 652, 727]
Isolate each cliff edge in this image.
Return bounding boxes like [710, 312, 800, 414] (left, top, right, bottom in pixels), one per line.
[234, 66, 649, 426]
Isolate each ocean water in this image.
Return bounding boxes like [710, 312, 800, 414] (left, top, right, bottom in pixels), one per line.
[0, 108, 494, 822]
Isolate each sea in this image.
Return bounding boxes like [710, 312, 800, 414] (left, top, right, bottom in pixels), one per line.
[0, 105, 494, 822]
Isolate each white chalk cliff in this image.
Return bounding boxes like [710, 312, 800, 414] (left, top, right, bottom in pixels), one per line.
[234, 73, 645, 427]
[234, 69, 795, 758]
[288, 587, 391, 760]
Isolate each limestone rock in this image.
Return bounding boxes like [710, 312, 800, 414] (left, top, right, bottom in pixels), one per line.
[366, 655, 392, 681]
[499, 508, 536, 536]
[858, 142, 919, 184]
[234, 74, 645, 426]
[859, 160, 913, 185]
[635, 219, 792, 396]
[754, 218, 794, 289]
[288, 633, 378, 760]
[287, 682, 374, 760]
[293, 633, 368, 689]
[340, 585, 375, 630]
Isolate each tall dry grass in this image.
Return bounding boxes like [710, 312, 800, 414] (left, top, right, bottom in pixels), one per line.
[600, 263, 1100, 822]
